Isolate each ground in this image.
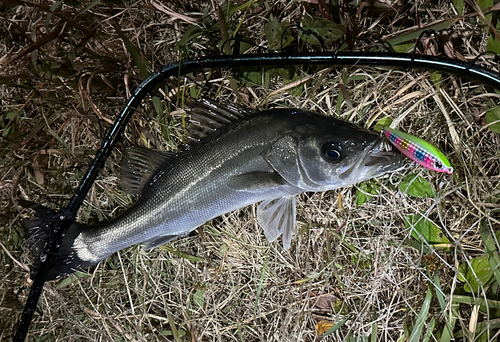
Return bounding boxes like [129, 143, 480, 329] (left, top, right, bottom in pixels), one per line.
[1, 0, 500, 341]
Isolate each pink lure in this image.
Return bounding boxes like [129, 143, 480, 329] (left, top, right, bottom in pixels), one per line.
[382, 127, 453, 174]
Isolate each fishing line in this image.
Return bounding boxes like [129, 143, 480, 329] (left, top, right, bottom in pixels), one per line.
[14, 51, 500, 342]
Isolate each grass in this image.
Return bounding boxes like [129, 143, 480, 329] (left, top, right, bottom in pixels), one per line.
[1, 0, 500, 341]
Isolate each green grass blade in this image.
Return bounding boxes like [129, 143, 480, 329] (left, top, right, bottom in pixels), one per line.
[160, 245, 207, 263]
[452, 295, 500, 309]
[439, 302, 459, 342]
[422, 317, 436, 342]
[255, 252, 269, 310]
[371, 322, 377, 342]
[434, 272, 459, 342]
[166, 309, 180, 342]
[433, 271, 446, 311]
[453, 318, 500, 339]
[409, 284, 432, 342]
[323, 316, 349, 336]
[479, 217, 500, 286]
[115, 26, 149, 79]
[386, 18, 460, 47]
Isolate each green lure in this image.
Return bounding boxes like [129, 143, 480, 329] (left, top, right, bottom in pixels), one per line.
[382, 127, 453, 174]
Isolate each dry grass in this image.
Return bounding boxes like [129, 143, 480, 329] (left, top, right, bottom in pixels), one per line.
[1, 1, 500, 341]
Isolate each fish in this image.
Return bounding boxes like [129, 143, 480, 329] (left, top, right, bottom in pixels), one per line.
[381, 127, 453, 174]
[22, 99, 402, 280]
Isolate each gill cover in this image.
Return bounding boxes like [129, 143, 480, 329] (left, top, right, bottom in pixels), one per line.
[263, 135, 319, 191]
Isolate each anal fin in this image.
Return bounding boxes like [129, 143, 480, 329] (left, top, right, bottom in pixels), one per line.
[142, 235, 178, 251]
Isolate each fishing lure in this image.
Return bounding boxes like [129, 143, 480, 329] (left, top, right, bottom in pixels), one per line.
[382, 127, 453, 174]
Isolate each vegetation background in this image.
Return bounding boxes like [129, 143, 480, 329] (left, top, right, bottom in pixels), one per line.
[1, 0, 500, 341]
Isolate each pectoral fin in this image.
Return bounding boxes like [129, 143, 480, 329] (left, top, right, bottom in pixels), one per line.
[257, 196, 296, 249]
[227, 171, 287, 192]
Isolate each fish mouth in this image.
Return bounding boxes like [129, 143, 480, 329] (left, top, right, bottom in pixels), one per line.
[363, 138, 402, 170]
[361, 137, 402, 177]
[339, 137, 402, 182]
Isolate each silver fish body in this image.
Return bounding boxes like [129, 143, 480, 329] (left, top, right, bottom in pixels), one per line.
[24, 99, 401, 279]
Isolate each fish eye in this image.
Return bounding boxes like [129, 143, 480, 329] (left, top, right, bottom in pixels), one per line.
[435, 161, 443, 169]
[321, 141, 343, 163]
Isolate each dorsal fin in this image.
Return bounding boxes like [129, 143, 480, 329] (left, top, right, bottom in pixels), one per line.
[121, 147, 176, 195]
[187, 98, 255, 142]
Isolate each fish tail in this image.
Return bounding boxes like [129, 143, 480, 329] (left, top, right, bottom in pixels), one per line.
[20, 200, 90, 280]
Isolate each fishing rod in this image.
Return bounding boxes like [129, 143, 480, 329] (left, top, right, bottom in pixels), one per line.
[13, 51, 500, 342]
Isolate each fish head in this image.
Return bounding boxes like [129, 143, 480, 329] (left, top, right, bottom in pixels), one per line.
[266, 112, 402, 192]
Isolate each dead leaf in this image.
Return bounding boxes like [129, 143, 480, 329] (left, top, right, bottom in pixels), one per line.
[8, 23, 66, 66]
[151, 1, 198, 23]
[315, 320, 334, 335]
[312, 294, 338, 311]
[33, 158, 44, 186]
